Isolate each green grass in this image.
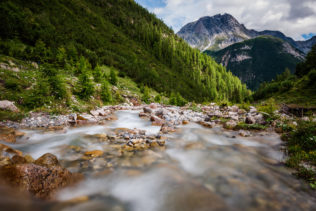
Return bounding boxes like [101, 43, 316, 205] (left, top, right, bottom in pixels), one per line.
[235, 122, 267, 130]
[282, 121, 316, 188]
[0, 110, 25, 121]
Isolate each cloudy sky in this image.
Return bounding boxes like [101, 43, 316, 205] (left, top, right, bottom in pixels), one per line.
[135, 0, 316, 40]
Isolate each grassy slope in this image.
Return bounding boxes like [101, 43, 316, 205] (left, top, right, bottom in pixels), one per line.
[0, 54, 161, 121]
[205, 36, 303, 90]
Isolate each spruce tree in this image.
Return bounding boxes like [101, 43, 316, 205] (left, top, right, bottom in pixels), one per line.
[109, 68, 118, 85]
[101, 80, 112, 103]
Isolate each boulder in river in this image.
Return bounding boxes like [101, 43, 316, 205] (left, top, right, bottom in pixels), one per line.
[0, 153, 83, 200]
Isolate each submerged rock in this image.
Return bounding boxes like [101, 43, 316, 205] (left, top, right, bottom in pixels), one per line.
[84, 150, 104, 158]
[239, 130, 251, 137]
[0, 143, 23, 157]
[199, 121, 215, 128]
[0, 126, 25, 143]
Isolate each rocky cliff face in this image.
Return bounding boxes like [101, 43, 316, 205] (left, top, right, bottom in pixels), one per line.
[177, 13, 316, 54]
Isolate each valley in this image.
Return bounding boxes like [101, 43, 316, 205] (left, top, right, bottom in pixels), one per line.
[0, 0, 315, 210]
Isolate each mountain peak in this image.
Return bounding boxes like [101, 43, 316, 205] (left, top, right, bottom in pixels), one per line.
[177, 14, 316, 53]
[177, 13, 251, 51]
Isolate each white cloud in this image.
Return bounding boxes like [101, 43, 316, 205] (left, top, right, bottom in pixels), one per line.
[148, 0, 316, 40]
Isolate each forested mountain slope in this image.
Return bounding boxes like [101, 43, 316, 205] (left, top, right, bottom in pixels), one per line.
[0, 0, 250, 107]
[254, 44, 316, 106]
[206, 36, 304, 90]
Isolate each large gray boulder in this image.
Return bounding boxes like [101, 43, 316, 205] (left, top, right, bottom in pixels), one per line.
[0, 100, 20, 112]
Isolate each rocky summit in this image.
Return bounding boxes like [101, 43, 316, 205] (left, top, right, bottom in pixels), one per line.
[177, 13, 316, 54]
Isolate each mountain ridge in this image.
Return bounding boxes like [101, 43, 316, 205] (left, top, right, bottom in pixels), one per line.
[177, 13, 316, 54]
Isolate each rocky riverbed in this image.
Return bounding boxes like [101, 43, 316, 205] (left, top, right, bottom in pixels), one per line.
[0, 103, 315, 210]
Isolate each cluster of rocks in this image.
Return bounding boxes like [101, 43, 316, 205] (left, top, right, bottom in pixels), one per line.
[0, 145, 82, 200]
[138, 103, 268, 134]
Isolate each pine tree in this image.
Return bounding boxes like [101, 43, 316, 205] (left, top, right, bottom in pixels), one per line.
[77, 70, 94, 100]
[93, 65, 103, 83]
[101, 80, 112, 103]
[109, 68, 118, 85]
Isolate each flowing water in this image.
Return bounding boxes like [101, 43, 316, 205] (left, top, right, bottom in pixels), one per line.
[3, 110, 316, 210]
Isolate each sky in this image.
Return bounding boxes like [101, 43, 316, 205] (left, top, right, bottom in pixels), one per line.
[135, 0, 316, 40]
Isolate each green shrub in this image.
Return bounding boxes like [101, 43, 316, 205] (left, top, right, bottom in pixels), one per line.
[176, 92, 187, 106]
[258, 98, 278, 116]
[154, 94, 161, 103]
[169, 92, 177, 105]
[235, 122, 267, 130]
[76, 71, 95, 100]
[142, 86, 150, 104]
[287, 121, 316, 152]
[0, 110, 25, 121]
[4, 78, 21, 91]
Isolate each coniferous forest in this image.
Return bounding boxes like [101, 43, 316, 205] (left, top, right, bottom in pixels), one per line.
[0, 0, 250, 111]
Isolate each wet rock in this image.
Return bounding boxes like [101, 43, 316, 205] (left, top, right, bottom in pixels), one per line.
[224, 120, 237, 129]
[0, 143, 23, 157]
[149, 103, 158, 109]
[77, 115, 87, 121]
[0, 100, 20, 112]
[34, 153, 59, 167]
[0, 163, 82, 200]
[24, 155, 35, 163]
[11, 155, 27, 164]
[160, 124, 176, 134]
[199, 121, 215, 128]
[182, 120, 189, 125]
[163, 183, 228, 211]
[245, 115, 256, 124]
[84, 150, 104, 158]
[151, 115, 164, 126]
[143, 107, 153, 114]
[139, 112, 149, 118]
[239, 130, 251, 137]
[157, 139, 166, 146]
[155, 109, 165, 117]
[0, 156, 12, 166]
[0, 126, 17, 143]
[184, 142, 205, 150]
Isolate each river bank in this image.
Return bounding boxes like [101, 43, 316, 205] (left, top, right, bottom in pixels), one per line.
[0, 103, 315, 210]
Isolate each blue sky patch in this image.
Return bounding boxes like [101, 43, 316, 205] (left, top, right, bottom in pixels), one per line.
[134, 0, 166, 9]
[302, 33, 316, 40]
